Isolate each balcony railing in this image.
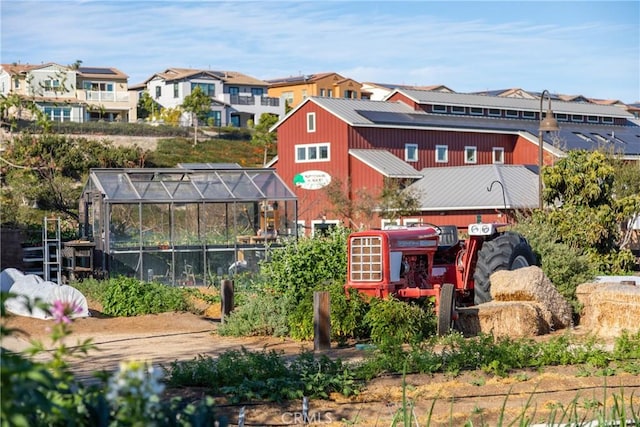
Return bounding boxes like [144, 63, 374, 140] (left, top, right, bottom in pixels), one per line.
[85, 91, 129, 102]
[227, 95, 280, 107]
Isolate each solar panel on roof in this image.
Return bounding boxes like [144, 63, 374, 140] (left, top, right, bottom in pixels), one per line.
[78, 67, 116, 75]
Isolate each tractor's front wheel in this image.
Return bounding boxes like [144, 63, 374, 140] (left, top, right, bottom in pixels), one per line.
[437, 283, 456, 336]
[473, 232, 536, 305]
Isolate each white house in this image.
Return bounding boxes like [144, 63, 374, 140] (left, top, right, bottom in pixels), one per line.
[135, 68, 284, 128]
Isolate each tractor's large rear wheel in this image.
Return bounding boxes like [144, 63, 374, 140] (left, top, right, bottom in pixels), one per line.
[437, 283, 455, 336]
[473, 232, 536, 305]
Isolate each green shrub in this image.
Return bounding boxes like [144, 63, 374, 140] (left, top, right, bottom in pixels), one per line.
[217, 290, 289, 337]
[512, 216, 596, 312]
[260, 226, 349, 340]
[101, 276, 192, 316]
[364, 297, 433, 348]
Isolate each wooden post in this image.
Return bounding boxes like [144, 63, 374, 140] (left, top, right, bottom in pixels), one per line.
[221, 279, 234, 323]
[313, 291, 331, 351]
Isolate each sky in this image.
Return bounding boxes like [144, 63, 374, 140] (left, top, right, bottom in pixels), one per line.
[2, 0, 639, 103]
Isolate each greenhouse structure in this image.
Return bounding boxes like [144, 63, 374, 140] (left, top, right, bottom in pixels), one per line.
[79, 165, 298, 286]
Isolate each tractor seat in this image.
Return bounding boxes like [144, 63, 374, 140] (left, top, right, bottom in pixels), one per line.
[438, 225, 459, 248]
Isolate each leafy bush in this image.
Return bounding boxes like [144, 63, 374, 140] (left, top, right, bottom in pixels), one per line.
[512, 216, 596, 312]
[259, 226, 349, 340]
[364, 297, 434, 349]
[217, 290, 289, 337]
[101, 276, 192, 316]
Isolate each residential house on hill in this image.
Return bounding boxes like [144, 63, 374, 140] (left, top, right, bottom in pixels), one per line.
[266, 72, 364, 109]
[135, 68, 283, 127]
[0, 62, 132, 123]
[361, 82, 452, 101]
[271, 89, 639, 234]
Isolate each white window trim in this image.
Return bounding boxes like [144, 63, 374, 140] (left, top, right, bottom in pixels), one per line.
[405, 143, 418, 162]
[295, 142, 330, 163]
[492, 147, 505, 164]
[488, 108, 501, 117]
[435, 145, 448, 163]
[451, 106, 466, 114]
[505, 110, 519, 118]
[470, 107, 484, 115]
[602, 116, 613, 124]
[296, 220, 306, 237]
[306, 112, 316, 132]
[464, 146, 477, 164]
[587, 115, 598, 123]
[432, 105, 447, 113]
[381, 219, 401, 229]
[571, 115, 584, 122]
[522, 111, 536, 119]
[311, 219, 339, 237]
[403, 218, 421, 226]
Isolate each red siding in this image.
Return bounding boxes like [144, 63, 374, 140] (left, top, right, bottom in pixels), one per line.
[349, 127, 518, 168]
[276, 102, 352, 228]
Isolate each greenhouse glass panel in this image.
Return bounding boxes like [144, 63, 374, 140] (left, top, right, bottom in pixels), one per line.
[206, 250, 236, 282]
[144, 252, 173, 284]
[133, 181, 170, 201]
[175, 251, 203, 286]
[201, 203, 230, 246]
[141, 204, 170, 248]
[99, 172, 139, 200]
[234, 202, 259, 238]
[110, 204, 140, 249]
[220, 172, 264, 199]
[110, 252, 140, 278]
[164, 181, 202, 200]
[250, 173, 292, 199]
[174, 203, 201, 246]
[194, 179, 233, 200]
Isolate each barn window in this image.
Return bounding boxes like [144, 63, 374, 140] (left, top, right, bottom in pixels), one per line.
[295, 143, 330, 163]
[493, 147, 504, 164]
[465, 146, 477, 164]
[307, 112, 316, 132]
[435, 145, 448, 163]
[405, 143, 418, 162]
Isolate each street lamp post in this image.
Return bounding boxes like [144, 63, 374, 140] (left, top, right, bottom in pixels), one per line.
[538, 90, 560, 209]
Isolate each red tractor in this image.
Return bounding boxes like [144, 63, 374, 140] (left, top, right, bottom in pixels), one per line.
[344, 223, 537, 335]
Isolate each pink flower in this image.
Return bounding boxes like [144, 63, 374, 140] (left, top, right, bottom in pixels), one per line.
[50, 300, 82, 324]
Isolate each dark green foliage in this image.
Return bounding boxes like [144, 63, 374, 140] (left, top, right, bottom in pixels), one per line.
[512, 217, 595, 312]
[2, 133, 144, 226]
[163, 349, 361, 403]
[259, 226, 349, 340]
[364, 297, 434, 348]
[30, 120, 190, 137]
[217, 290, 289, 337]
[146, 137, 263, 168]
[101, 276, 192, 316]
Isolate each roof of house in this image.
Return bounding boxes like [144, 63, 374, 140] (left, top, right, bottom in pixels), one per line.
[363, 82, 452, 92]
[77, 66, 128, 79]
[275, 96, 640, 156]
[1, 63, 59, 75]
[408, 164, 539, 211]
[390, 89, 631, 118]
[265, 72, 346, 87]
[349, 149, 423, 179]
[145, 68, 268, 86]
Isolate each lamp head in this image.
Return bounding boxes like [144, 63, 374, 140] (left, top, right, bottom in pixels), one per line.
[539, 109, 559, 132]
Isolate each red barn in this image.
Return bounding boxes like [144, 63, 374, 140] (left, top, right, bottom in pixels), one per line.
[271, 89, 639, 234]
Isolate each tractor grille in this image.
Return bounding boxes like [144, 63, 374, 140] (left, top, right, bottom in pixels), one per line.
[349, 236, 382, 282]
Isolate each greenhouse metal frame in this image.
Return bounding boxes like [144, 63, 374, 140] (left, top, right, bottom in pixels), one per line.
[79, 165, 298, 286]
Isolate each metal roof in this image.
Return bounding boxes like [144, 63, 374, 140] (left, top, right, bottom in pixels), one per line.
[296, 98, 640, 157]
[408, 165, 539, 211]
[391, 89, 631, 118]
[83, 168, 297, 203]
[349, 149, 423, 179]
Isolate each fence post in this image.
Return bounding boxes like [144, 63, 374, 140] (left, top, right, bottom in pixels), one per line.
[221, 279, 234, 323]
[313, 291, 331, 351]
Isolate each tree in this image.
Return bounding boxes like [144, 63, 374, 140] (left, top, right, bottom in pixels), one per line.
[2, 133, 146, 226]
[250, 113, 279, 165]
[181, 86, 211, 146]
[324, 177, 421, 229]
[538, 149, 638, 272]
[137, 91, 160, 120]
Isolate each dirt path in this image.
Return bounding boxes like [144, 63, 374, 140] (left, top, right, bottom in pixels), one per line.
[3, 311, 640, 426]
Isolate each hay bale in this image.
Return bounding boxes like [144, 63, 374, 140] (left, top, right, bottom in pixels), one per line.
[490, 266, 572, 330]
[576, 282, 640, 337]
[457, 301, 549, 338]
